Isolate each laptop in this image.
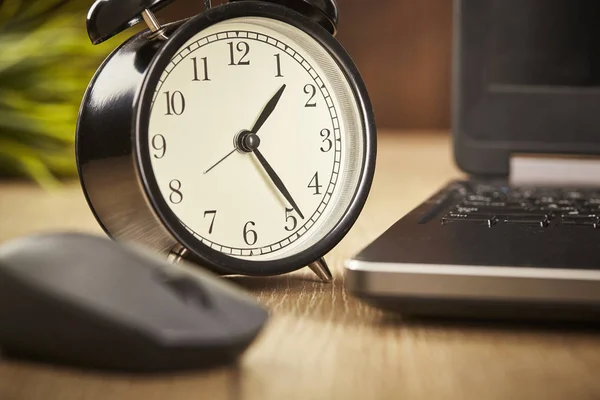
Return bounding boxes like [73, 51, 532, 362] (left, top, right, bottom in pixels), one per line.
[344, 0, 600, 321]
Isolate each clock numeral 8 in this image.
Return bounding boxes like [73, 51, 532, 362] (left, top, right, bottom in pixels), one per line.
[151, 134, 167, 159]
[285, 208, 298, 232]
[320, 128, 332, 152]
[164, 91, 185, 115]
[169, 179, 183, 204]
[228, 41, 250, 66]
[243, 221, 258, 246]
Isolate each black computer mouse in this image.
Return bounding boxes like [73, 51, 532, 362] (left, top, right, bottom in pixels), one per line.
[0, 233, 268, 372]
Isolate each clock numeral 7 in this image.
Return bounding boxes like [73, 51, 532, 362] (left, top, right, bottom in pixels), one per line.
[308, 172, 323, 195]
[243, 221, 258, 246]
[164, 91, 185, 115]
[285, 208, 298, 232]
[228, 41, 250, 66]
[191, 57, 210, 81]
[204, 210, 217, 234]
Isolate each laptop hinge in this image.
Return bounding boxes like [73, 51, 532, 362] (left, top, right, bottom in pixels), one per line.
[510, 154, 600, 187]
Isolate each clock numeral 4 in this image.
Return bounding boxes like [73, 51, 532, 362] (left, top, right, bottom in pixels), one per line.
[285, 208, 298, 232]
[320, 128, 332, 153]
[191, 57, 210, 81]
[304, 84, 317, 107]
[228, 41, 250, 66]
[308, 172, 323, 195]
[274, 53, 283, 78]
[243, 221, 258, 246]
[169, 179, 183, 204]
[204, 210, 217, 234]
[151, 134, 167, 159]
[164, 91, 185, 115]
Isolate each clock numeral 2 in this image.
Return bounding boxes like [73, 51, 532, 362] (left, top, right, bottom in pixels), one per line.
[228, 41, 250, 66]
[304, 84, 317, 107]
[243, 221, 258, 246]
[169, 179, 183, 204]
[192, 57, 210, 81]
[320, 128, 332, 153]
[164, 91, 185, 115]
[204, 210, 217, 234]
[285, 208, 298, 232]
[151, 134, 166, 159]
[308, 172, 323, 195]
[274, 53, 283, 77]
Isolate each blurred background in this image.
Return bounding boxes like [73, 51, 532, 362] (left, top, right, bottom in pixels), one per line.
[0, 0, 452, 184]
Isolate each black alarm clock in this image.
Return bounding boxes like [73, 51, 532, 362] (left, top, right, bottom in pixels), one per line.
[76, 0, 376, 281]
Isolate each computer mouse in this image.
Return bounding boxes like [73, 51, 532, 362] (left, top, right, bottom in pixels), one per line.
[0, 233, 268, 372]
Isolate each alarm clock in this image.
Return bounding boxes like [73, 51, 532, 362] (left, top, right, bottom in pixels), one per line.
[76, 0, 376, 281]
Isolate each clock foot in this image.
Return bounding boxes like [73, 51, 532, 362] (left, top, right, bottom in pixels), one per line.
[308, 258, 333, 283]
[167, 244, 188, 264]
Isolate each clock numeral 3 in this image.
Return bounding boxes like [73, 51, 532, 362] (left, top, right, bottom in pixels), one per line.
[169, 179, 183, 204]
[204, 210, 217, 234]
[274, 53, 283, 77]
[243, 221, 258, 246]
[191, 57, 210, 81]
[164, 91, 185, 115]
[308, 172, 323, 195]
[304, 84, 317, 107]
[285, 208, 298, 232]
[320, 128, 332, 153]
[228, 41, 250, 66]
[151, 134, 167, 159]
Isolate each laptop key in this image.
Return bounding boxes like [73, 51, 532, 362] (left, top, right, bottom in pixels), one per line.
[503, 215, 550, 227]
[561, 216, 600, 228]
[442, 213, 498, 227]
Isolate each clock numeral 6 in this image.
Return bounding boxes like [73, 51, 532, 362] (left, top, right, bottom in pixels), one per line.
[151, 134, 167, 159]
[320, 128, 332, 153]
[191, 57, 210, 82]
[164, 91, 185, 116]
[243, 221, 258, 246]
[228, 41, 250, 66]
[169, 179, 183, 204]
[304, 84, 317, 107]
[285, 208, 298, 232]
[204, 210, 217, 234]
[308, 172, 323, 195]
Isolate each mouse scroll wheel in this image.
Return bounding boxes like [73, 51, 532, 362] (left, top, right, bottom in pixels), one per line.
[155, 271, 212, 308]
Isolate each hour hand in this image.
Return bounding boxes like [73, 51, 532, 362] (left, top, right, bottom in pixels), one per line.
[250, 84, 286, 134]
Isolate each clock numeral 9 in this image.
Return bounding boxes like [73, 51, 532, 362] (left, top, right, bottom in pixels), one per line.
[169, 179, 183, 204]
[164, 91, 185, 115]
[243, 221, 258, 246]
[285, 208, 298, 232]
[228, 41, 250, 66]
[308, 172, 323, 195]
[304, 84, 317, 107]
[204, 210, 217, 234]
[151, 134, 167, 159]
[191, 57, 210, 81]
[320, 128, 332, 153]
[274, 53, 283, 78]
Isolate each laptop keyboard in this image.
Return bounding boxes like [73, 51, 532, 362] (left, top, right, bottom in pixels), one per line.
[441, 182, 600, 228]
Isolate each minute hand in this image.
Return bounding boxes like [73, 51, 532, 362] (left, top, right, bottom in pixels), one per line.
[253, 148, 304, 220]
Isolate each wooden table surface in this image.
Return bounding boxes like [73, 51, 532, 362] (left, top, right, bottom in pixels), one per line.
[1, 131, 600, 400]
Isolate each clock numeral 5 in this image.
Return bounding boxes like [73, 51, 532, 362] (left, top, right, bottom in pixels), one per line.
[243, 221, 258, 246]
[191, 57, 210, 81]
[151, 134, 167, 159]
[228, 41, 250, 66]
[308, 172, 323, 195]
[285, 208, 298, 232]
[320, 128, 332, 153]
[164, 91, 185, 115]
[304, 84, 317, 107]
[169, 179, 183, 204]
[204, 210, 217, 234]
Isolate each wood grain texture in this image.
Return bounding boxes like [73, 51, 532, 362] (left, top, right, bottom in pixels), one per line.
[1, 131, 600, 400]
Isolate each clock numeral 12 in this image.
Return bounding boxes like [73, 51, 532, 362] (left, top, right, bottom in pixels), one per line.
[169, 179, 183, 204]
[204, 210, 217, 234]
[243, 221, 258, 246]
[164, 91, 185, 115]
[308, 172, 323, 195]
[285, 208, 298, 232]
[191, 57, 210, 81]
[274, 53, 283, 77]
[228, 41, 250, 66]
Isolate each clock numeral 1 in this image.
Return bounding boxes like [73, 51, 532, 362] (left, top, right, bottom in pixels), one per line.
[164, 91, 185, 115]
[243, 221, 258, 246]
[285, 208, 298, 232]
[274, 53, 283, 77]
[228, 41, 250, 66]
[204, 210, 217, 234]
[320, 128, 332, 152]
[304, 84, 317, 107]
[192, 57, 210, 81]
[308, 172, 323, 195]
[151, 134, 166, 159]
[169, 179, 183, 204]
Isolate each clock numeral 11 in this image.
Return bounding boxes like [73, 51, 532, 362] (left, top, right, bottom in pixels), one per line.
[191, 57, 210, 81]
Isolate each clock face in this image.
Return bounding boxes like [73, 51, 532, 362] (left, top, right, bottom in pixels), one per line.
[146, 16, 364, 261]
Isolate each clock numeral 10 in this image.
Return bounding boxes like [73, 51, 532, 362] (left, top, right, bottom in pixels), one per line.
[308, 172, 323, 195]
[169, 179, 183, 204]
[164, 91, 185, 115]
[243, 221, 258, 246]
[304, 84, 317, 107]
[228, 41, 250, 66]
[285, 208, 298, 232]
[204, 210, 217, 234]
[274, 53, 283, 78]
[151, 134, 167, 159]
[191, 57, 210, 81]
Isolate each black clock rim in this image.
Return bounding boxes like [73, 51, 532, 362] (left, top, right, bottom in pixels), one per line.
[134, 1, 376, 276]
